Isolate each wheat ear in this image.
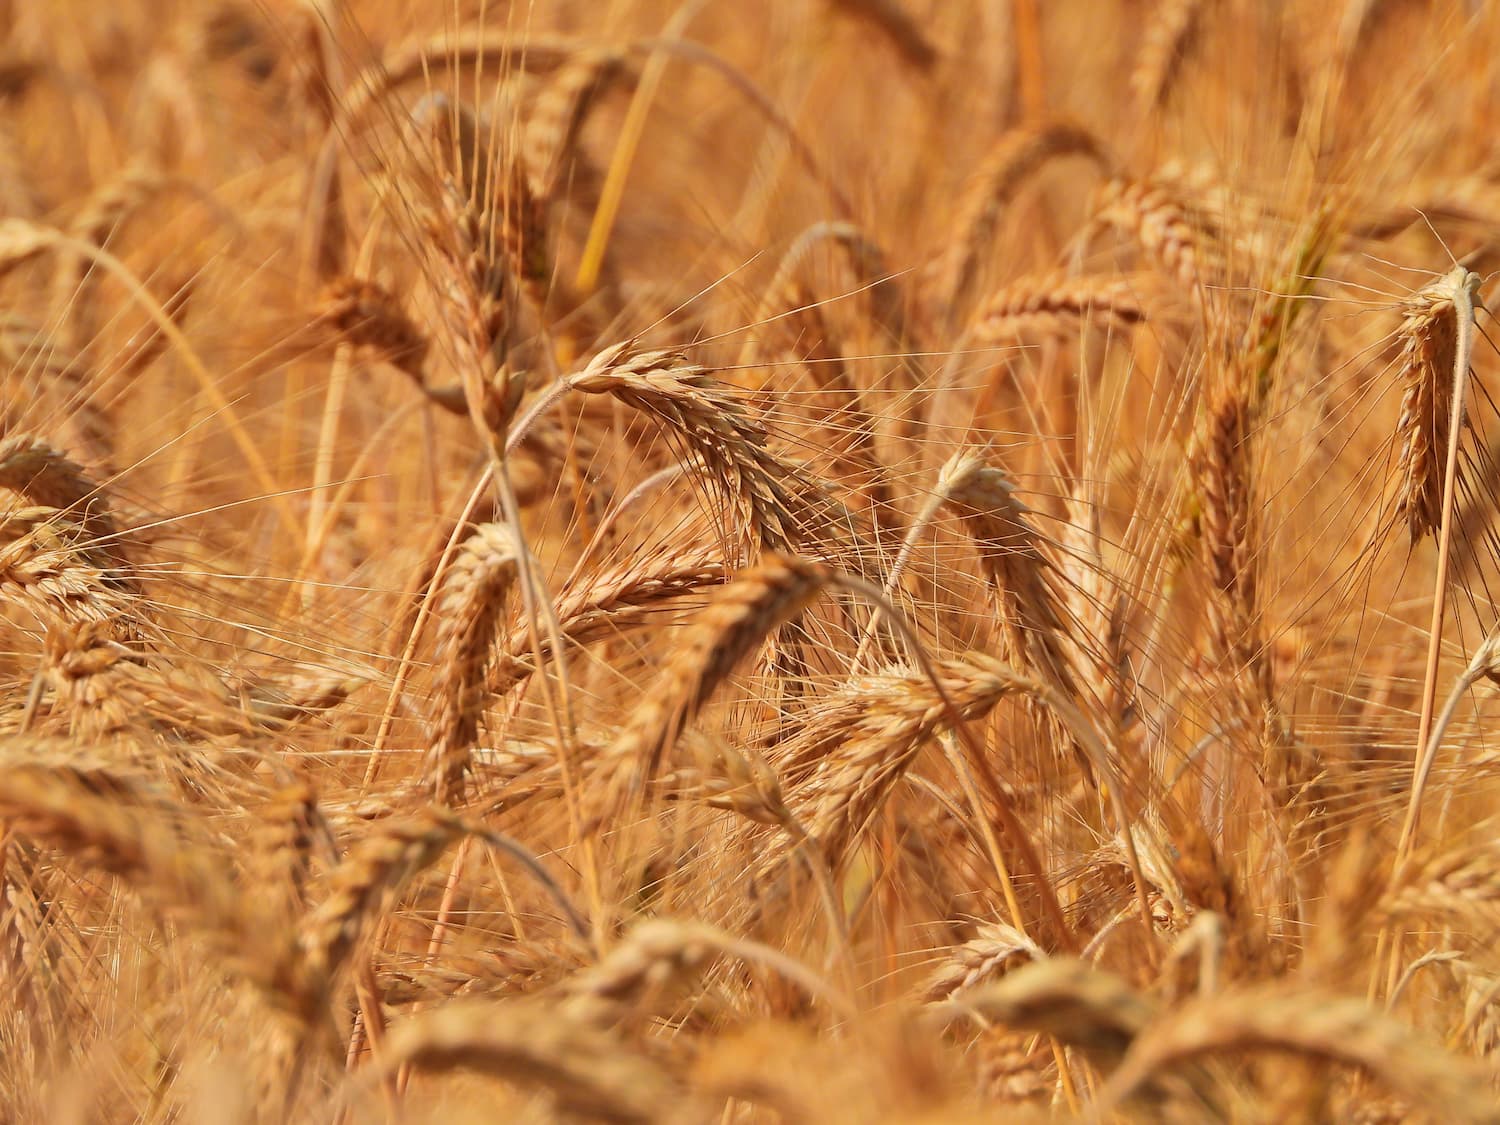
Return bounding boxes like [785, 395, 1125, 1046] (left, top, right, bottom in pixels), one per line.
[599, 553, 828, 803]
[359, 998, 685, 1123]
[424, 523, 521, 805]
[1094, 985, 1500, 1124]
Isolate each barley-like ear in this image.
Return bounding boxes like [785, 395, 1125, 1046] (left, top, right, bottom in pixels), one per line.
[0, 317, 115, 470]
[48, 161, 162, 351]
[1193, 384, 1259, 660]
[561, 917, 850, 1025]
[0, 216, 62, 278]
[418, 95, 539, 452]
[1093, 177, 1219, 296]
[362, 997, 687, 1123]
[524, 47, 630, 198]
[492, 541, 729, 698]
[425, 523, 521, 805]
[0, 758, 250, 970]
[1188, 372, 1308, 789]
[938, 452, 1075, 697]
[342, 30, 577, 125]
[42, 622, 235, 740]
[0, 506, 140, 630]
[292, 2, 347, 282]
[1390, 266, 1483, 862]
[560, 918, 721, 1025]
[252, 779, 329, 924]
[291, 810, 474, 1016]
[0, 434, 121, 561]
[1384, 844, 1500, 925]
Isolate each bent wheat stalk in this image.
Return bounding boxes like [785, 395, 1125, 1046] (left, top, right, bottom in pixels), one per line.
[1396, 266, 1482, 864]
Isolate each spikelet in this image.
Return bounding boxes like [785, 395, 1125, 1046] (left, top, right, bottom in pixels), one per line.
[0, 434, 122, 563]
[560, 918, 721, 1026]
[0, 317, 115, 468]
[922, 921, 1047, 1004]
[0, 506, 138, 630]
[252, 779, 328, 924]
[289, 808, 584, 1017]
[291, 810, 473, 1015]
[952, 958, 1155, 1072]
[524, 47, 629, 197]
[421, 96, 539, 449]
[1384, 844, 1500, 926]
[938, 452, 1075, 695]
[493, 541, 729, 697]
[47, 161, 163, 353]
[42, 622, 257, 742]
[0, 759, 254, 977]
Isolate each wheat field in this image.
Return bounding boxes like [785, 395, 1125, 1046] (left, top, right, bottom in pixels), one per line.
[4, 0, 1500, 1120]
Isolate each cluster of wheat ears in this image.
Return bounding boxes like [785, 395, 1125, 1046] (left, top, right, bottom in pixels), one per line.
[7, 0, 1500, 1121]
